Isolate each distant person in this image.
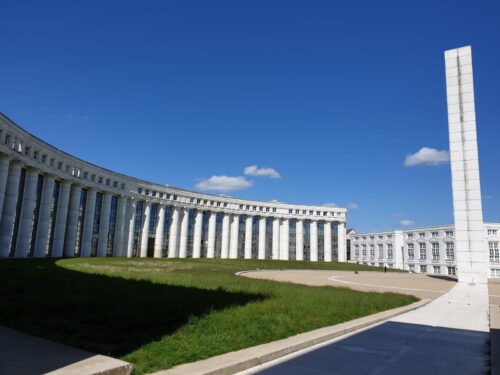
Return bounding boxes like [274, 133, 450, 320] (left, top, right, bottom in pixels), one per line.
[384, 265, 387, 273]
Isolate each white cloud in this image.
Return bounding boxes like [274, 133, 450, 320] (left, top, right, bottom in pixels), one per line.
[404, 147, 450, 167]
[322, 203, 338, 208]
[195, 176, 253, 192]
[400, 220, 414, 226]
[347, 202, 359, 210]
[244, 165, 281, 179]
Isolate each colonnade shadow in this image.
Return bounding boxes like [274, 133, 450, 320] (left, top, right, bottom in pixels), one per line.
[0, 259, 266, 357]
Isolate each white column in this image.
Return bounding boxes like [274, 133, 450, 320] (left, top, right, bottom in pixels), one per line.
[279, 219, 289, 260]
[296, 220, 304, 261]
[63, 184, 82, 257]
[445, 46, 487, 283]
[112, 196, 128, 257]
[178, 208, 189, 258]
[154, 204, 166, 258]
[244, 216, 253, 259]
[0, 162, 22, 257]
[229, 214, 239, 259]
[310, 221, 318, 261]
[272, 217, 280, 260]
[79, 189, 97, 258]
[33, 175, 55, 257]
[337, 221, 346, 262]
[324, 222, 332, 262]
[206, 211, 217, 258]
[258, 217, 266, 259]
[192, 210, 203, 258]
[0, 156, 10, 220]
[167, 206, 180, 258]
[221, 213, 230, 259]
[139, 201, 151, 258]
[51, 180, 72, 257]
[14, 168, 39, 258]
[126, 199, 136, 257]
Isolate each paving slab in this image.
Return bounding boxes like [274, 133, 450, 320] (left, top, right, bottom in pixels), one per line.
[0, 326, 132, 375]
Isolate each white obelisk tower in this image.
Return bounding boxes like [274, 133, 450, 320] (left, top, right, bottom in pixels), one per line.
[445, 46, 488, 284]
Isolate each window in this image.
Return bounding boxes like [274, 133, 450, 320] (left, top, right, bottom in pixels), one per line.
[491, 269, 500, 278]
[419, 232, 425, 239]
[432, 243, 440, 260]
[105, 179, 110, 186]
[419, 243, 426, 260]
[83, 171, 88, 179]
[420, 265, 427, 273]
[489, 242, 499, 262]
[25, 146, 31, 156]
[387, 244, 393, 259]
[378, 235, 383, 240]
[33, 150, 38, 160]
[488, 229, 498, 236]
[446, 242, 454, 261]
[4, 134, 10, 145]
[113, 181, 118, 188]
[41, 154, 47, 163]
[387, 235, 392, 240]
[58, 161, 63, 170]
[91, 174, 96, 182]
[448, 266, 456, 276]
[432, 232, 438, 238]
[370, 236, 374, 240]
[50, 158, 55, 167]
[378, 244, 383, 259]
[370, 244, 375, 258]
[446, 231, 453, 237]
[408, 243, 414, 260]
[409, 264, 415, 272]
[407, 233, 413, 239]
[433, 266, 441, 274]
[98, 176, 103, 184]
[354, 245, 359, 258]
[362, 244, 367, 257]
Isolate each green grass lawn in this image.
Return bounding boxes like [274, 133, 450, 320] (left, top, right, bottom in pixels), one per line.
[0, 258, 416, 374]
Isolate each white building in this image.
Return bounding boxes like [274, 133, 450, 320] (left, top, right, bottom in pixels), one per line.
[348, 223, 500, 278]
[0, 113, 347, 262]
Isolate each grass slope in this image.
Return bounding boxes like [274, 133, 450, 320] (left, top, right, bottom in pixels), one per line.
[0, 258, 415, 374]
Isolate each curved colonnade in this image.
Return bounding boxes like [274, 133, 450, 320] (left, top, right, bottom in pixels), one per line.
[0, 113, 347, 262]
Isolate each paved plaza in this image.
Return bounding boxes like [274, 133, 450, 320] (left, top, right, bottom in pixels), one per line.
[241, 269, 457, 299]
[238, 271, 490, 375]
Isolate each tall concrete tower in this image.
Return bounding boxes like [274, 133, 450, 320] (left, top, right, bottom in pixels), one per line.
[445, 46, 487, 284]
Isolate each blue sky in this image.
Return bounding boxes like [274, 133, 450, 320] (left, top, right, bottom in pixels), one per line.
[1, 1, 499, 231]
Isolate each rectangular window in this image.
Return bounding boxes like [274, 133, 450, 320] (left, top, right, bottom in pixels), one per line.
[448, 266, 456, 276]
[432, 232, 438, 238]
[419, 243, 427, 260]
[446, 231, 453, 237]
[419, 232, 425, 239]
[408, 243, 414, 260]
[420, 265, 427, 273]
[446, 242, 454, 261]
[378, 244, 383, 259]
[354, 245, 359, 258]
[387, 244, 393, 259]
[407, 233, 413, 239]
[370, 244, 374, 258]
[409, 264, 415, 272]
[432, 242, 440, 260]
[362, 244, 367, 257]
[488, 229, 498, 236]
[433, 266, 441, 274]
[491, 269, 500, 278]
[489, 242, 499, 262]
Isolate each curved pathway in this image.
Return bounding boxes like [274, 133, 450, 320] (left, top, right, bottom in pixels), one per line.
[240, 270, 456, 299]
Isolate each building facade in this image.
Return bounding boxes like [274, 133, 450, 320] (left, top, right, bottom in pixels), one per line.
[0, 113, 347, 262]
[348, 223, 500, 278]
